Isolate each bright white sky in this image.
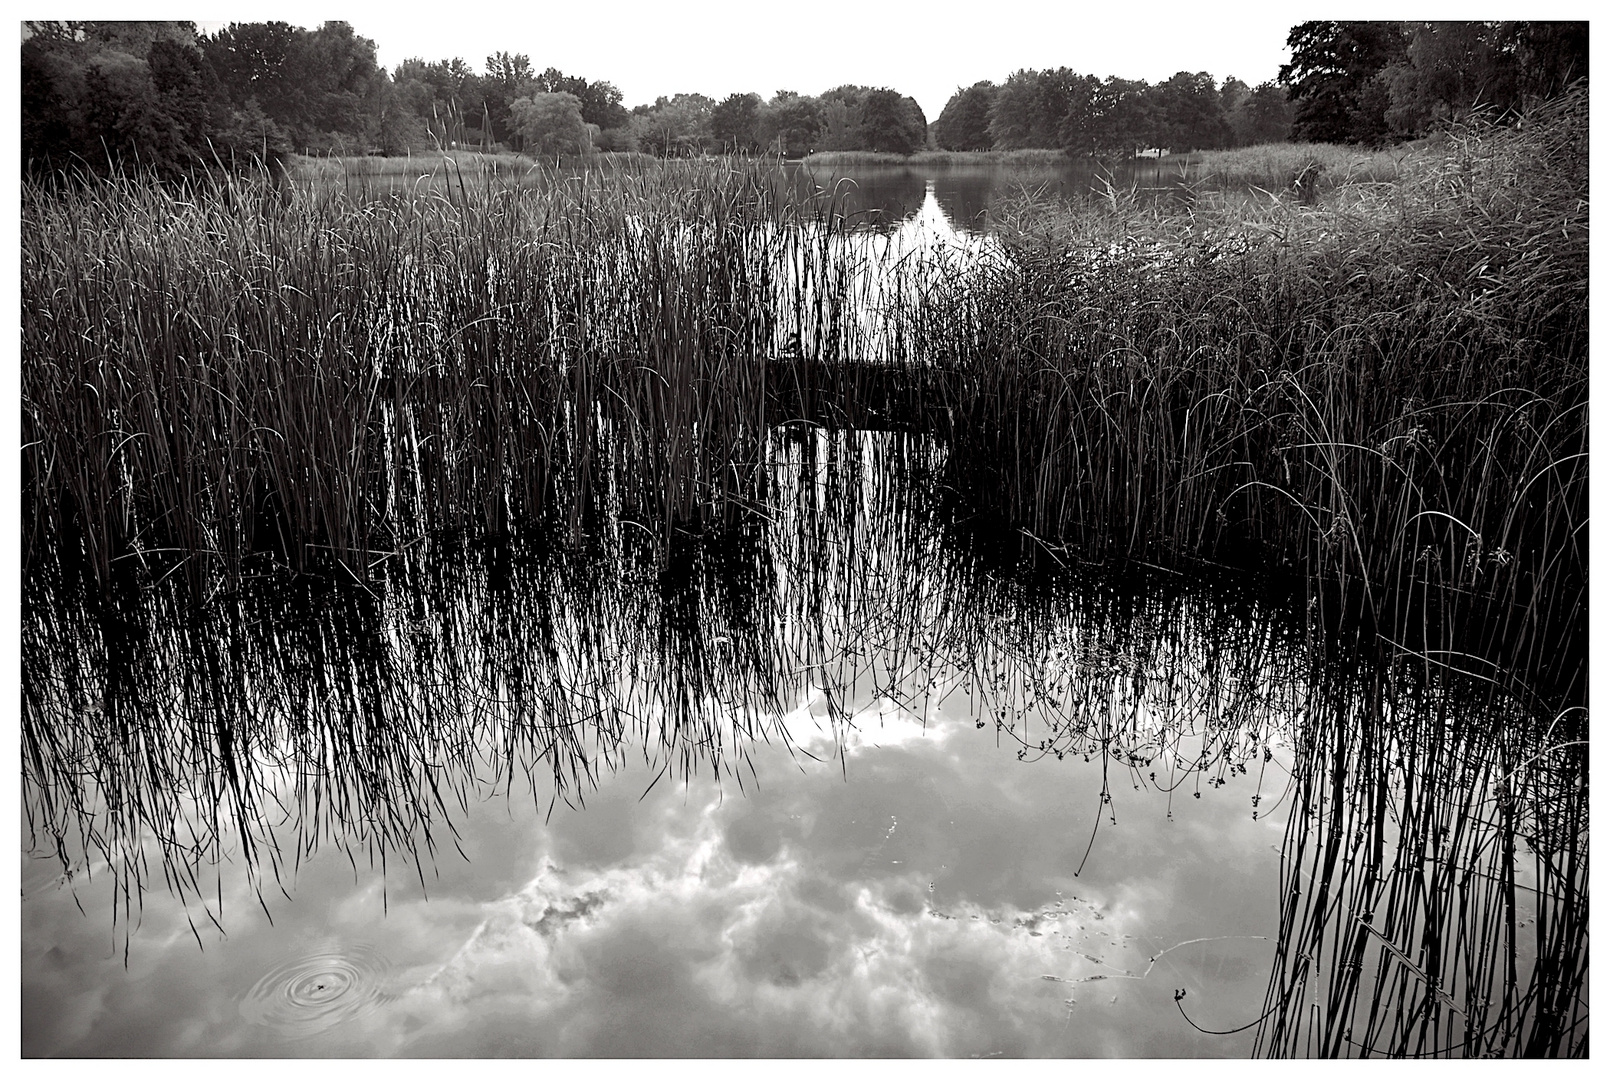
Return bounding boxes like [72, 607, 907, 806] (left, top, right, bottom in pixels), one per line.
[41, 1, 1591, 123]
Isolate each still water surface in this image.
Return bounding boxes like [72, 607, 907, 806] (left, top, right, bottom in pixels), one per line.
[23, 667, 1290, 1056]
[778, 158, 1185, 232]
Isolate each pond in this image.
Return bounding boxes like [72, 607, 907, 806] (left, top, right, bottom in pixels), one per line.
[776, 158, 1188, 232]
[21, 169, 1587, 1058]
[294, 155, 1189, 233]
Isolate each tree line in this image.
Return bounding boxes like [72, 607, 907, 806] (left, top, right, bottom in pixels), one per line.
[1279, 21, 1587, 144]
[21, 19, 1588, 181]
[20, 19, 929, 175]
[932, 71, 1291, 154]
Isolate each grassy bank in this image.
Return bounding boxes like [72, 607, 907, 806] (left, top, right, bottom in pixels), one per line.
[290, 148, 661, 182]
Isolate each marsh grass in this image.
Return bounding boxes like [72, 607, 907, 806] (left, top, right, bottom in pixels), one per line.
[1189, 141, 1408, 197]
[22, 156, 912, 590]
[290, 149, 662, 187]
[897, 91, 1587, 707]
[23, 95, 1586, 708]
[1251, 670, 1586, 1056]
[19, 94, 1589, 1052]
[292, 149, 534, 178]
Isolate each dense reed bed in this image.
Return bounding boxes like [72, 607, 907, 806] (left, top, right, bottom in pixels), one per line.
[897, 91, 1587, 708]
[1188, 141, 1407, 195]
[22, 156, 910, 592]
[26, 99, 1583, 714]
[288, 149, 663, 186]
[292, 150, 536, 179]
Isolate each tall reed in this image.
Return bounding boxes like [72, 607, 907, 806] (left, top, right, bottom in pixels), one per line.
[892, 91, 1587, 708]
[1251, 666, 1586, 1056]
[21, 157, 889, 588]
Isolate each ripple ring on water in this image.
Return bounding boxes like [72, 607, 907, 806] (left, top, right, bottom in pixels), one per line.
[239, 946, 394, 1038]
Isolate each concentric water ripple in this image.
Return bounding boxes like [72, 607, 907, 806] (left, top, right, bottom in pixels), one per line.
[239, 945, 396, 1038]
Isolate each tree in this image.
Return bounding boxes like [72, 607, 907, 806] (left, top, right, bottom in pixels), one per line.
[987, 68, 1093, 151]
[534, 67, 629, 130]
[860, 88, 926, 153]
[1279, 21, 1408, 143]
[372, 77, 430, 154]
[23, 21, 289, 179]
[1507, 21, 1588, 99]
[1381, 22, 1587, 136]
[81, 49, 188, 171]
[1226, 80, 1293, 146]
[816, 85, 869, 150]
[1053, 73, 1103, 155]
[1281, 21, 1584, 144]
[709, 92, 763, 152]
[932, 81, 996, 151]
[392, 56, 483, 149]
[1091, 77, 1156, 156]
[485, 51, 534, 85]
[481, 51, 536, 145]
[631, 93, 713, 156]
[301, 21, 382, 141]
[146, 36, 230, 156]
[203, 22, 311, 138]
[1151, 71, 1231, 152]
[201, 21, 383, 152]
[760, 91, 823, 156]
[987, 69, 1045, 149]
[510, 91, 588, 156]
[21, 35, 78, 172]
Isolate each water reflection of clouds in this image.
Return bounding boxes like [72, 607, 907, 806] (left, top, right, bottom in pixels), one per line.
[23, 657, 1285, 1057]
[361, 703, 1273, 1056]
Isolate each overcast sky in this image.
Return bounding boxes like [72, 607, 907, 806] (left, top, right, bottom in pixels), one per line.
[40, 2, 1598, 122]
